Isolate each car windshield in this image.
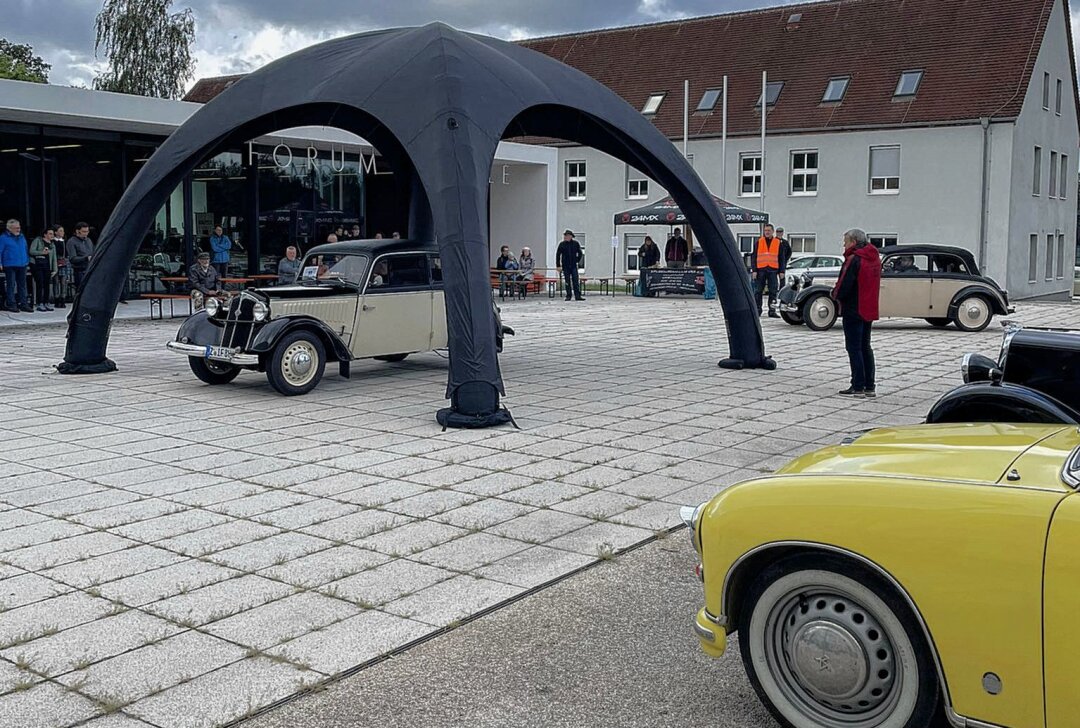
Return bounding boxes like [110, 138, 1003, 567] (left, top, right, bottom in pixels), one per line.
[300, 254, 369, 286]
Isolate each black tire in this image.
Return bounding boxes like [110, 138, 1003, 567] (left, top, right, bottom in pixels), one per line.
[952, 295, 993, 332]
[188, 356, 240, 385]
[803, 294, 838, 332]
[925, 318, 951, 328]
[780, 311, 803, 326]
[374, 353, 408, 362]
[265, 330, 326, 396]
[738, 553, 941, 728]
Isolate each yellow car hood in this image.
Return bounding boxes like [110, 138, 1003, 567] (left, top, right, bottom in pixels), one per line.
[777, 423, 1071, 485]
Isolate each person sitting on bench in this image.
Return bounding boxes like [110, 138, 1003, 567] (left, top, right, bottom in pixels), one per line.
[188, 251, 226, 310]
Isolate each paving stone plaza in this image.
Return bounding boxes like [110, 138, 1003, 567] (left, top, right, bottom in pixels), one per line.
[2, 296, 1078, 727]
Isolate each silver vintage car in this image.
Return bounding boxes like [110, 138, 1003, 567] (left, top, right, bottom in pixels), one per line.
[166, 239, 512, 395]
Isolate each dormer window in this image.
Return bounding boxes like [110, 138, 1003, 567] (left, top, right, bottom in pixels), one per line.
[642, 93, 666, 115]
[822, 76, 849, 103]
[894, 70, 923, 97]
[756, 81, 785, 108]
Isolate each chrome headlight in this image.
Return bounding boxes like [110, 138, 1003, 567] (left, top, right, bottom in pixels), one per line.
[252, 301, 268, 322]
[680, 503, 707, 553]
[204, 297, 220, 316]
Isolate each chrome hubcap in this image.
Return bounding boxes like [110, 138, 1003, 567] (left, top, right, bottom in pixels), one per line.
[810, 298, 835, 326]
[281, 342, 317, 386]
[767, 590, 899, 725]
[960, 299, 989, 328]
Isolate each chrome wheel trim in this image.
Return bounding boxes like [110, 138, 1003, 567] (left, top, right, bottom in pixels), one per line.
[749, 570, 920, 728]
[958, 297, 990, 329]
[808, 297, 835, 328]
[280, 341, 318, 387]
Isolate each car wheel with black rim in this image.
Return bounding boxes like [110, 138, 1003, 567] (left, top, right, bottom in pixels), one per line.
[266, 330, 326, 396]
[925, 318, 951, 328]
[803, 295, 838, 331]
[952, 295, 993, 332]
[188, 357, 240, 385]
[781, 311, 803, 326]
[374, 353, 408, 362]
[738, 553, 941, 728]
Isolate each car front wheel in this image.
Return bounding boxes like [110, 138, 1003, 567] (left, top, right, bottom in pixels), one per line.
[803, 295, 837, 331]
[952, 295, 993, 332]
[266, 330, 326, 396]
[739, 553, 941, 728]
[188, 357, 240, 385]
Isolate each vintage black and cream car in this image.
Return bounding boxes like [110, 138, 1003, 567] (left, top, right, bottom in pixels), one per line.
[779, 244, 1013, 332]
[166, 239, 512, 395]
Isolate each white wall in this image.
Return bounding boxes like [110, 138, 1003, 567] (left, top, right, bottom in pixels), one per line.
[490, 162, 550, 265]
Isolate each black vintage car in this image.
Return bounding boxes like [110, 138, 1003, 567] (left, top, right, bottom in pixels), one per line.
[927, 322, 1080, 425]
[779, 244, 1013, 332]
[166, 239, 512, 395]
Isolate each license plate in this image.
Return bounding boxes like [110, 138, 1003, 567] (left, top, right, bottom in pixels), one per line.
[205, 345, 234, 361]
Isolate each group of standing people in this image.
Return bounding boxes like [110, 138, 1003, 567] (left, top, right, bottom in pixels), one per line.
[0, 219, 97, 313]
[636, 228, 690, 270]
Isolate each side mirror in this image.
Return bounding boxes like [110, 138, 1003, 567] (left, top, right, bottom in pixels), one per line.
[962, 352, 1003, 385]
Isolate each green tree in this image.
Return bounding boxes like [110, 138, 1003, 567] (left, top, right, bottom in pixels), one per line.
[0, 39, 51, 83]
[93, 0, 196, 99]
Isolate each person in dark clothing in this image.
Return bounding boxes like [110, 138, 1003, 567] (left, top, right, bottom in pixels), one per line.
[776, 227, 793, 285]
[555, 229, 584, 301]
[664, 228, 689, 268]
[66, 222, 94, 290]
[832, 228, 882, 398]
[638, 236, 661, 268]
[188, 251, 225, 310]
[750, 223, 782, 317]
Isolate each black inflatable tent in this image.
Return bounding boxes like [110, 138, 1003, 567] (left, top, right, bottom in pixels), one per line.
[59, 22, 771, 426]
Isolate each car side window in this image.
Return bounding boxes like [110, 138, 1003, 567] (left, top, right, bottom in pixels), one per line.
[931, 255, 969, 275]
[369, 254, 430, 291]
[882, 254, 930, 275]
[789, 258, 812, 269]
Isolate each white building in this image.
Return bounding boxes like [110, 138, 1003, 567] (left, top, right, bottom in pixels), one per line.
[520, 0, 1080, 300]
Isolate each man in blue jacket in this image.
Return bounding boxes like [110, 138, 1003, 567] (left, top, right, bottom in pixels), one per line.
[209, 225, 232, 277]
[0, 219, 32, 313]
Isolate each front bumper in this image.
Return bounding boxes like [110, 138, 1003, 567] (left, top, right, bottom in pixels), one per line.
[166, 341, 259, 366]
[693, 608, 728, 658]
[778, 301, 799, 313]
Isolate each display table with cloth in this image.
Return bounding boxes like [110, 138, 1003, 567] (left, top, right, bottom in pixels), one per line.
[639, 267, 707, 296]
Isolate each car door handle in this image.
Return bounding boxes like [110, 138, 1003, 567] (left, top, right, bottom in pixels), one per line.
[363, 304, 375, 312]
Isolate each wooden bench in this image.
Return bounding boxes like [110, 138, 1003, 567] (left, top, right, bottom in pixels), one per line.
[141, 293, 192, 320]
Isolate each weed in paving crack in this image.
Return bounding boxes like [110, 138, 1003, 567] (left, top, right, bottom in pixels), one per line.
[95, 694, 131, 714]
[13, 653, 34, 671]
[597, 543, 617, 561]
[12, 678, 35, 692]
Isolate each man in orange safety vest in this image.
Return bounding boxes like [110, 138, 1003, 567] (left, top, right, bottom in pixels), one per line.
[750, 223, 782, 317]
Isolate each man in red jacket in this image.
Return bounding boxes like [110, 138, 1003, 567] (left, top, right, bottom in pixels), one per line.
[831, 228, 881, 397]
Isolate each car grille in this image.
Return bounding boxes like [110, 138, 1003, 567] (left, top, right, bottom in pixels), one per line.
[221, 295, 257, 350]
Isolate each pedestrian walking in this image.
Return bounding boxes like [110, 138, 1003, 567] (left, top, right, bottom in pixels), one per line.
[832, 228, 882, 398]
[555, 230, 584, 301]
[209, 225, 232, 278]
[29, 225, 58, 311]
[665, 228, 689, 268]
[66, 222, 94, 290]
[751, 223, 782, 317]
[0, 219, 32, 312]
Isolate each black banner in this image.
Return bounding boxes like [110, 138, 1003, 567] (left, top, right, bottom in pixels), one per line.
[642, 268, 705, 295]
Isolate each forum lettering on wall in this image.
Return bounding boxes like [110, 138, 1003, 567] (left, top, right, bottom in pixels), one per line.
[246, 141, 392, 175]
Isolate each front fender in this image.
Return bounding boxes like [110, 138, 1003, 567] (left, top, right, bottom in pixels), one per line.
[792, 283, 833, 307]
[250, 315, 352, 362]
[926, 382, 1080, 425]
[174, 311, 222, 346]
[948, 284, 1009, 317]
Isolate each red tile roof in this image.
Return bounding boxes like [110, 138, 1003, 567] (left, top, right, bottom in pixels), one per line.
[186, 0, 1076, 141]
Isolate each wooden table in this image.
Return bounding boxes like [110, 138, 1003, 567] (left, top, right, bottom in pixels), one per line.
[249, 274, 279, 286]
[159, 276, 188, 294]
[221, 277, 254, 289]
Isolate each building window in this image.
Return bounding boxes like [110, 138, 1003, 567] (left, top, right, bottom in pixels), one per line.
[1060, 154, 1069, 200]
[738, 235, 757, 254]
[756, 82, 785, 108]
[740, 153, 762, 197]
[894, 70, 923, 97]
[1057, 233, 1066, 279]
[626, 165, 649, 200]
[1029, 234, 1038, 283]
[642, 93, 666, 116]
[868, 145, 900, 193]
[822, 77, 849, 103]
[623, 233, 644, 272]
[1057, 78, 1063, 115]
[1046, 234, 1055, 281]
[566, 160, 586, 200]
[869, 234, 899, 248]
[697, 88, 722, 113]
[1033, 146, 1042, 196]
[1050, 151, 1059, 197]
[790, 150, 818, 195]
[1043, 72, 1051, 110]
[789, 234, 816, 253]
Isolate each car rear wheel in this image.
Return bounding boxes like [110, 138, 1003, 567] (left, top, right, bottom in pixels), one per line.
[925, 318, 951, 328]
[781, 311, 803, 326]
[952, 295, 992, 332]
[374, 353, 408, 362]
[739, 553, 941, 728]
[266, 331, 326, 396]
[803, 295, 837, 331]
[188, 357, 240, 385]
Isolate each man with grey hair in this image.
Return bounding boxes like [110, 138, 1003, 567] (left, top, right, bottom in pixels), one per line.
[832, 228, 881, 397]
[0, 219, 32, 313]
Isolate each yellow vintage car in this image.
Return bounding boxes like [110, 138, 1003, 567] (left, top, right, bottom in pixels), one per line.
[682, 422, 1080, 728]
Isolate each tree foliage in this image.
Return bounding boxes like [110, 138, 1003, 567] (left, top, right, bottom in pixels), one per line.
[0, 39, 51, 83]
[93, 0, 196, 99]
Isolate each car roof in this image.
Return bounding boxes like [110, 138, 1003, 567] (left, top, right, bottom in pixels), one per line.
[304, 239, 438, 258]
